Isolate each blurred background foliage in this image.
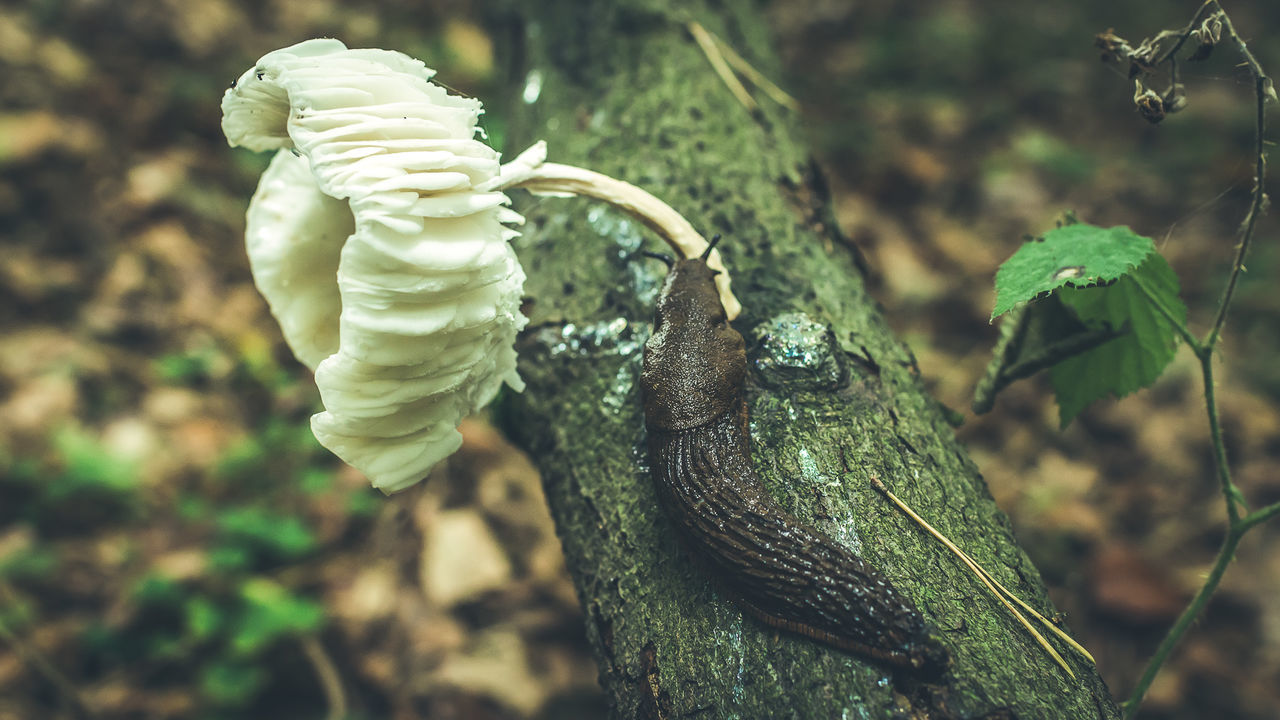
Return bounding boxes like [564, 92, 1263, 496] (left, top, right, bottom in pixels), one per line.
[0, 1, 1277, 718]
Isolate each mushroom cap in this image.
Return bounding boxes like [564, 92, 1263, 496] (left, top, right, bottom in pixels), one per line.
[223, 39, 527, 492]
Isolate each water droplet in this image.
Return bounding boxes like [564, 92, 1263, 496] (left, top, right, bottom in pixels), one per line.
[1053, 265, 1086, 281]
[535, 318, 647, 361]
[753, 312, 844, 391]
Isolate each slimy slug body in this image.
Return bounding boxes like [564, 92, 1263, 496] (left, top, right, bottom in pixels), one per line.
[640, 256, 948, 676]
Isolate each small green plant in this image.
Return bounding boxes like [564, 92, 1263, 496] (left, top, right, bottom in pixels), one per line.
[0, 548, 57, 583]
[978, 220, 1187, 426]
[1, 407, 345, 718]
[215, 417, 329, 487]
[84, 571, 326, 710]
[0, 426, 141, 533]
[975, 3, 1279, 717]
[230, 578, 326, 655]
[153, 348, 218, 386]
[217, 506, 318, 563]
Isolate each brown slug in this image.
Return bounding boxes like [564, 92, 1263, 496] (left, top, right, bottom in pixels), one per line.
[640, 242, 949, 677]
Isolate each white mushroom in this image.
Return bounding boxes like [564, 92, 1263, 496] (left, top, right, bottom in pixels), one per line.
[223, 38, 526, 492]
[223, 38, 739, 493]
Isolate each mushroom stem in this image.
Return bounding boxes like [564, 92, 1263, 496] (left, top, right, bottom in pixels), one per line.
[488, 141, 741, 320]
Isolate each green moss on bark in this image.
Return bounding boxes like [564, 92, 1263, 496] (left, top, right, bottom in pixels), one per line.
[496, 1, 1120, 717]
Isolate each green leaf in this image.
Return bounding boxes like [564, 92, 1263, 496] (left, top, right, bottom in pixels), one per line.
[207, 546, 251, 573]
[992, 224, 1156, 319]
[217, 506, 316, 559]
[131, 574, 185, 606]
[300, 468, 334, 495]
[0, 548, 58, 580]
[153, 351, 213, 385]
[144, 634, 185, 661]
[199, 658, 267, 706]
[229, 578, 324, 656]
[176, 494, 210, 521]
[51, 426, 139, 498]
[973, 293, 1110, 414]
[346, 488, 380, 517]
[0, 595, 36, 630]
[184, 595, 224, 642]
[1049, 251, 1186, 426]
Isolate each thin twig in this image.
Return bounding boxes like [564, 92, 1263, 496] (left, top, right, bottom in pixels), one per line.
[1244, 497, 1280, 530]
[1122, 528, 1242, 718]
[1200, 355, 1245, 521]
[1240, 499, 1280, 532]
[301, 635, 347, 720]
[980, 323, 1128, 407]
[1112, 4, 1276, 715]
[1205, 2, 1271, 350]
[1149, 1, 1216, 66]
[972, 303, 1030, 414]
[708, 32, 800, 111]
[688, 21, 757, 112]
[870, 477, 1083, 678]
[0, 582, 98, 719]
[1127, 272, 1201, 352]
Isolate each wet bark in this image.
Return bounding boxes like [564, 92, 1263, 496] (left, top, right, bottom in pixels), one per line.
[492, 1, 1121, 718]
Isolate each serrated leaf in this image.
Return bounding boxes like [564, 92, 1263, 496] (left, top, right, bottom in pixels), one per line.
[972, 293, 1124, 414]
[992, 224, 1156, 319]
[1049, 251, 1186, 426]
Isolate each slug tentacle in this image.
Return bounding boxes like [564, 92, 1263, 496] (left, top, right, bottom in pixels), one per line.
[638, 251, 676, 268]
[641, 254, 948, 676]
[700, 233, 723, 259]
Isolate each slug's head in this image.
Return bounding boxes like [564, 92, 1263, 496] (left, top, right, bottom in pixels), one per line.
[641, 237, 747, 431]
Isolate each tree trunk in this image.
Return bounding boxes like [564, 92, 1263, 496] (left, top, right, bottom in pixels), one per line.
[494, 1, 1120, 718]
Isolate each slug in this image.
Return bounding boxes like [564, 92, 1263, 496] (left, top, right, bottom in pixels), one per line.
[640, 243, 949, 677]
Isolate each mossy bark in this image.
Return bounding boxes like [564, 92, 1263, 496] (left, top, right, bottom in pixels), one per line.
[493, 1, 1120, 717]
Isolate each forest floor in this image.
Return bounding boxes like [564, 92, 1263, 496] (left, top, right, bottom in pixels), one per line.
[1, 1, 1278, 719]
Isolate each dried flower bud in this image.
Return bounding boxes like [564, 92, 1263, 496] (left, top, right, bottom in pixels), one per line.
[1202, 14, 1223, 45]
[1133, 79, 1165, 124]
[1162, 83, 1188, 114]
[1187, 31, 1213, 62]
[1188, 14, 1223, 62]
[1128, 38, 1159, 78]
[1095, 28, 1133, 64]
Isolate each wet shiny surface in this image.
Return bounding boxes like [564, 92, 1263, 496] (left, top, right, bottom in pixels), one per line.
[641, 257, 947, 676]
[753, 311, 845, 391]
